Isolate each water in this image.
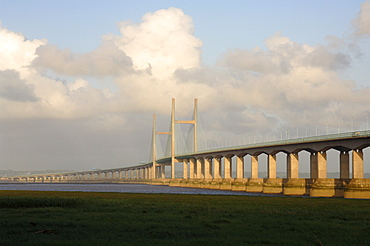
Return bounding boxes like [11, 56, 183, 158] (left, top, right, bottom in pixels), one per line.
[0, 183, 282, 196]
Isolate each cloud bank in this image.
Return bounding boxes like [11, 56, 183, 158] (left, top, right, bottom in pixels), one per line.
[0, 5, 369, 170]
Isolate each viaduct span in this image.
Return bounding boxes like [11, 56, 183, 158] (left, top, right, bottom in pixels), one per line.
[8, 99, 370, 199]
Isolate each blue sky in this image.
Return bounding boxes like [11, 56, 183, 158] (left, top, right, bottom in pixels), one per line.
[1, 0, 368, 88]
[0, 0, 366, 64]
[0, 1, 369, 173]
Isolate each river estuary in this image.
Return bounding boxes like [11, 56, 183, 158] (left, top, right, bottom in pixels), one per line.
[0, 183, 283, 196]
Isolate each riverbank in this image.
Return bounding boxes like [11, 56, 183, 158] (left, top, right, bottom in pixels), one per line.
[0, 190, 369, 245]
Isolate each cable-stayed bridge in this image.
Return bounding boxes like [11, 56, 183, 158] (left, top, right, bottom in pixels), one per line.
[7, 99, 370, 199]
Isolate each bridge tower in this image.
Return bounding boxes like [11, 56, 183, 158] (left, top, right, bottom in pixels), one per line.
[151, 98, 198, 179]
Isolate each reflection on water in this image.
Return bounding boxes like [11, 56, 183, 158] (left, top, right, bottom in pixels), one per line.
[0, 183, 282, 196]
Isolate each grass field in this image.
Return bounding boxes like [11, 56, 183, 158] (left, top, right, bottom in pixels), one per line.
[0, 190, 369, 245]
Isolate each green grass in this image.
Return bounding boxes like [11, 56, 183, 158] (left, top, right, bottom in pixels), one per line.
[0, 190, 369, 245]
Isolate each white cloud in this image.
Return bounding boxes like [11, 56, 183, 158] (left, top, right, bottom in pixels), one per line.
[353, 1, 370, 37]
[33, 42, 133, 77]
[1, 5, 370, 171]
[0, 70, 38, 102]
[109, 7, 202, 79]
[0, 24, 45, 77]
[216, 31, 367, 131]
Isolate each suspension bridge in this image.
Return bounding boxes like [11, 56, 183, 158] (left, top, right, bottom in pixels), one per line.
[7, 99, 370, 199]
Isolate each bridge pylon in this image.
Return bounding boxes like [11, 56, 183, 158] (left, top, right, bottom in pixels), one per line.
[151, 98, 198, 179]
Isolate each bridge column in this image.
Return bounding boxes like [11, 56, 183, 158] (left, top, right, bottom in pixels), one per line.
[352, 149, 364, 179]
[246, 154, 264, 192]
[285, 152, 307, 196]
[196, 158, 204, 179]
[310, 152, 318, 179]
[345, 149, 370, 199]
[148, 166, 153, 179]
[160, 166, 166, 179]
[236, 154, 245, 179]
[197, 158, 206, 179]
[268, 154, 277, 179]
[147, 167, 151, 179]
[317, 151, 327, 179]
[232, 154, 247, 191]
[263, 153, 283, 194]
[224, 156, 233, 179]
[189, 158, 196, 179]
[251, 155, 258, 179]
[310, 151, 336, 197]
[204, 158, 212, 180]
[340, 151, 350, 179]
[310, 151, 326, 179]
[157, 166, 161, 179]
[213, 157, 222, 179]
[287, 153, 299, 179]
[183, 159, 189, 179]
[156, 166, 160, 179]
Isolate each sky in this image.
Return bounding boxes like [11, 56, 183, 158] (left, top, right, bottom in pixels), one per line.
[0, 1, 370, 173]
